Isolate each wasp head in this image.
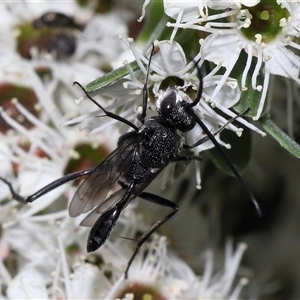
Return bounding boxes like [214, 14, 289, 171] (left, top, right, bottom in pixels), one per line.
[156, 87, 196, 132]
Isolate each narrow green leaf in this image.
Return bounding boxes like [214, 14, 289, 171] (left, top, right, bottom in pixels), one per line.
[259, 118, 300, 158]
[86, 61, 139, 93]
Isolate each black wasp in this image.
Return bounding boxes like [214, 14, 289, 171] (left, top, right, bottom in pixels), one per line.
[0, 46, 261, 279]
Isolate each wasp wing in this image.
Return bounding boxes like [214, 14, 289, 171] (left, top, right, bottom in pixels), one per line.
[79, 165, 166, 227]
[69, 133, 141, 217]
[80, 188, 127, 227]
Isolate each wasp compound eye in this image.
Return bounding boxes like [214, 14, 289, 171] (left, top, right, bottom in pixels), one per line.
[160, 92, 176, 116]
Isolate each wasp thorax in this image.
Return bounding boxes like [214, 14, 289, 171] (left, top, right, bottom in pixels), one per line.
[156, 87, 196, 132]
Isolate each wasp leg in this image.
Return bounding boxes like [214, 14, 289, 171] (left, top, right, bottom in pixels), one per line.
[73, 81, 139, 132]
[124, 192, 179, 279]
[0, 168, 94, 204]
[184, 111, 248, 149]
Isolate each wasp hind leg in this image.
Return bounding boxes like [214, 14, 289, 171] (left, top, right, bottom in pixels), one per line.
[124, 192, 179, 279]
[0, 168, 95, 204]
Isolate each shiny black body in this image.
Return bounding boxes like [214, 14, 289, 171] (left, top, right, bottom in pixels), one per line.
[119, 118, 184, 184]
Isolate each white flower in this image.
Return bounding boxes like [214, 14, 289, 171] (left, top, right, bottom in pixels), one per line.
[168, 1, 300, 120]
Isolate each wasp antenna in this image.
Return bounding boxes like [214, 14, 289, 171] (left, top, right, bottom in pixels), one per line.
[189, 111, 262, 217]
[146, 43, 155, 84]
[138, 43, 156, 124]
[186, 58, 203, 108]
[183, 60, 260, 216]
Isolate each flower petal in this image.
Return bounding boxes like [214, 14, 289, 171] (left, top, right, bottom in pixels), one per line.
[7, 268, 48, 299]
[151, 40, 187, 74]
[265, 47, 300, 80]
[164, 0, 207, 21]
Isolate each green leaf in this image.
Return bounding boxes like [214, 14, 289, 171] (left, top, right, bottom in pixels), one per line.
[86, 61, 139, 93]
[259, 118, 300, 158]
[207, 125, 252, 176]
[173, 27, 200, 56]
